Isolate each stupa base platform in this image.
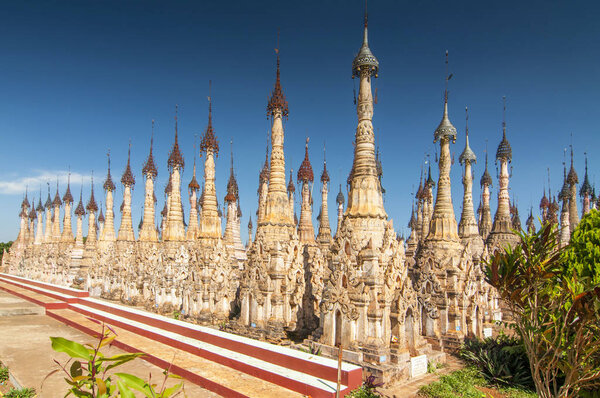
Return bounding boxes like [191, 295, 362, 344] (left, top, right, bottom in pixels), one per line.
[0, 273, 362, 397]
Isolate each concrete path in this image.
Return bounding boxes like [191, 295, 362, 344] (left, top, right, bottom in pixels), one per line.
[0, 290, 218, 397]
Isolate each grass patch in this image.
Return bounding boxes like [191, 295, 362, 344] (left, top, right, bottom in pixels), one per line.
[419, 366, 537, 398]
[500, 386, 538, 398]
[3, 387, 36, 398]
[419, 367, 486, 398]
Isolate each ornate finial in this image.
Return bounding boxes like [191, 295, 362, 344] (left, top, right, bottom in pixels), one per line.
[480, 140, 493, 187]
[459, 106, 476, 165]
[201, 84, 220, 156]
[45, 182, 52, 209]
[63, 167, 74, 203]
[321, 142, 330, 183]
[37, 186, 43, 212]
[426, 155, 435, 188]
[121, 140, 136, 187]
[75, 177, 85, 217]
[86, 171, 98, 212]
[352, 1, 378, 78]
[143, 120, 158, 178]
[496, 96, 512, 162]
[559, 158, 570, 202]
[580, 152, 592, 197]
[567, 137, 578, 185]
[104, 150, 116, 191]
[416, 164, 424, 200]
[336, 183, 344, 205]
[97, 202, 105, 222]
[298, 138, 314, 183]
[168, 104, 185, 170]
[267, 37, 289, 119]
[225, 139, 239, 203]
[259, 142, 270, 185]
[287, 169, 295, 193]
[22, 185, 30, 210]
[434, 51, 457, 143]
[53, 176, 62, 207]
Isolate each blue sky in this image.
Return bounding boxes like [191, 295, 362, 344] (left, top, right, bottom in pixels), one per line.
[0, 0, 598, 242]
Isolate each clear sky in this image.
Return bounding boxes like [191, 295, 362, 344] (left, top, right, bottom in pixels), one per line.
[0, 0, 598, 242]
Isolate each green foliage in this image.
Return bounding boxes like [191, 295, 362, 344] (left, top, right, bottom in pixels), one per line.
[0, 241, 13, 262]
[347, 375, 382, 397]
[3, 387, 36, 398]
[459, 335, 533, 388]
[501, 387, 538, 398]
[564, 209, 600, 294]
[418, 367, 486, 398]
[298, 342, 322, 356]
[0, 364, 10, 383]
[46, 322, 184, 397]
[485, 216, 600, 397]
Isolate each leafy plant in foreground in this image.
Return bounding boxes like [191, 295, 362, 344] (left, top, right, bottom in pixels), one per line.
[485, 213, 600, 397]
[459, 335, 533, 388]
[347, 375, 383, 398]
[45, 321, 184, 397]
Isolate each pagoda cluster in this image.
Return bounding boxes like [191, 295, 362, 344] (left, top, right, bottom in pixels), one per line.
[4, 9, 596, 383]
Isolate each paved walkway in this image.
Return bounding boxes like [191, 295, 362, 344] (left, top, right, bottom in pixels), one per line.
[0, 290, 218, 398]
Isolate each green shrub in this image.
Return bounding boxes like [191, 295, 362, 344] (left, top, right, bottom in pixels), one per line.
[3, 387, 36, 398]
[459, 335, 533, 388]
[0, 365, 10, 383]
[347, 375, 382, 397]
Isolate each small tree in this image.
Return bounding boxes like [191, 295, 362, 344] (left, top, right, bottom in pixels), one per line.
[485, 214, 600, 397]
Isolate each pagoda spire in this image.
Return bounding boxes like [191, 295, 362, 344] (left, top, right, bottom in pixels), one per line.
[27, 195, 36, 244]
[345, 7, 387, 244]
[163, 105, 186, 241]
[99, 151, 116, 242]
[257, 143, 270, 225]
[118, 141, 136, 241]
[566, 140, 579, 233]
[61, 170, 74, 242]
[224, 140, 245, 257]
[198, 86, 222, 241]
[526, 208, 536, 234]
[262, 44, 294, 233]
[51, 178, 62, 242]
[580, 153, 592, 216]
[34, 187, 44, 245]
[317, 143, 332, 246]
[427, 51, 459, 242]
[458, 106, 480, 241]
[140, 120, 158, 242]
[421, 159, 435, 241]
[335, 184, 344, 236]
[86, 173, 98, 245]
[488, 96, 519, 248]
[74, 182, 86, 248]
[43, 183, 52, 243]
[559, 161, 571, 246]
[186, 138, 200, 240]
[297, 138, 315, 243]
